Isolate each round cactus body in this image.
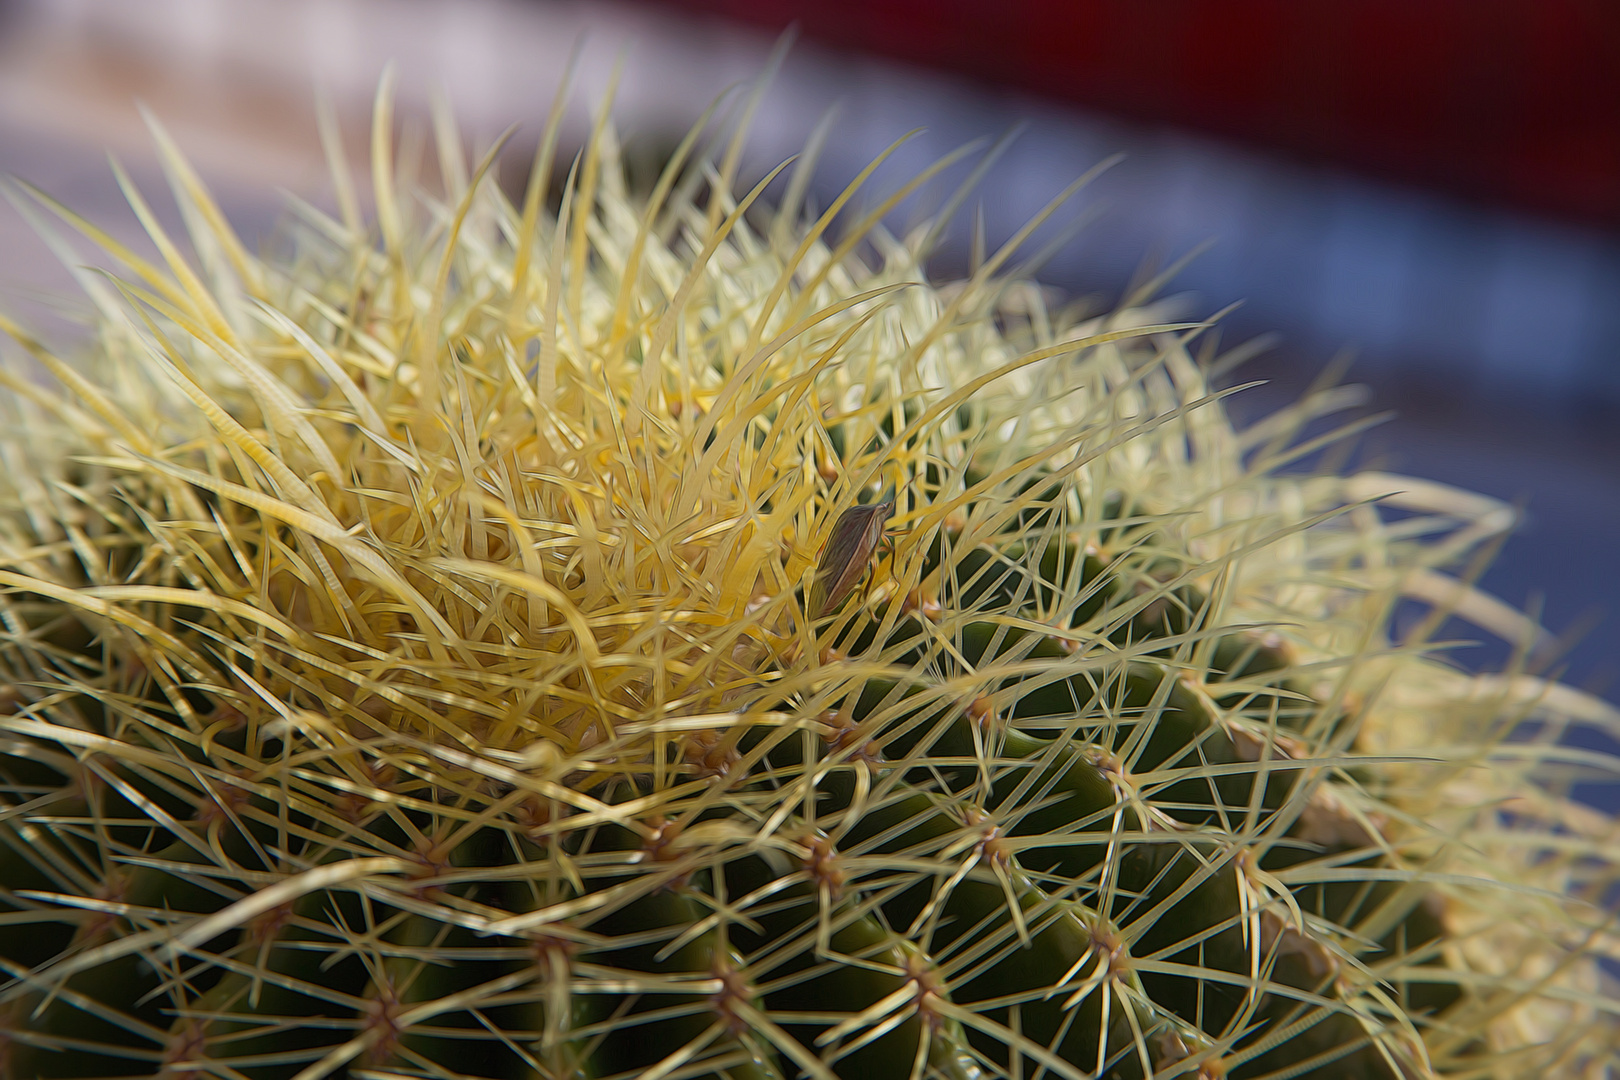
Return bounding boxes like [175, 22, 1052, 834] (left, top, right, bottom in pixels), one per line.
[0, 86, 1616, 1080]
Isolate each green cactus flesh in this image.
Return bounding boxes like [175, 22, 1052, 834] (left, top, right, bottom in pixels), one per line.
[0, 91, 1616, 1080]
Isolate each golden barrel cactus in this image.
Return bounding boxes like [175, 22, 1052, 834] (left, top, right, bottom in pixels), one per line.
[0, 79, 1615, 1079]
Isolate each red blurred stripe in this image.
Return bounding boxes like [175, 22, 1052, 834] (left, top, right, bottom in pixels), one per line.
[651, 0, 1620, 226]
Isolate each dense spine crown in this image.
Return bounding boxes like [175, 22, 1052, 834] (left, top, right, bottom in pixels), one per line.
[0, 83, 1616, 1080]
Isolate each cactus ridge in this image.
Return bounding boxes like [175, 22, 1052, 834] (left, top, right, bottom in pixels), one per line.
[0, 82, 1616, 1080]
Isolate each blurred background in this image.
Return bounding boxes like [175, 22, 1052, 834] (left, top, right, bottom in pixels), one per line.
[0, 0, 1615, 720]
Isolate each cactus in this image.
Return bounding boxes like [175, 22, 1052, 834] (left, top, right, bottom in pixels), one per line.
[0, 81, 1616, 1080]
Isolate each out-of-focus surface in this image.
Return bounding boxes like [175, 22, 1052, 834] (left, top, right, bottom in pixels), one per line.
[658, 0, 1620, 229]
[0, 0, 1615, 705]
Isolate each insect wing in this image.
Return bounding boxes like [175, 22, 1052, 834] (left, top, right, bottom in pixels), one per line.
[811, 500, 894, 618]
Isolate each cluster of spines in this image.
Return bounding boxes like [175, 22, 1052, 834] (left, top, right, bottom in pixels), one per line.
[0, 77, 1614, 1080]
[0, 469, 1473, 1079]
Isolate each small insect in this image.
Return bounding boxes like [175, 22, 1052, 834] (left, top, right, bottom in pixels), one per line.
[810, 491, 900, 619]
